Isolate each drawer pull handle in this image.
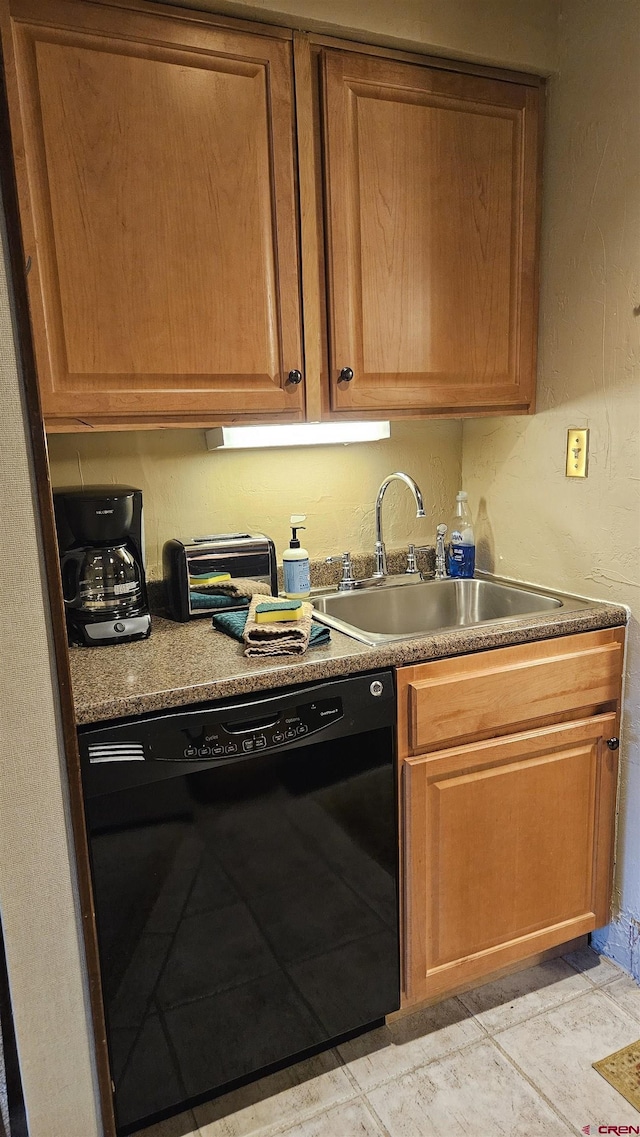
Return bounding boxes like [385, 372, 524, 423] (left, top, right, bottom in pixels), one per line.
[607, 737, 620, 750]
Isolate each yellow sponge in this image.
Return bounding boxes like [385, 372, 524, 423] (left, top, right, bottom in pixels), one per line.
[255, 600, 303, 623]
[255, 606, 303, 624]
[189, 572, 231, 587]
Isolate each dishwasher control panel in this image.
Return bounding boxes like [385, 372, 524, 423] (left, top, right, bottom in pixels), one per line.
[86, 696, 344, 764]
[187, 696, 344, 760]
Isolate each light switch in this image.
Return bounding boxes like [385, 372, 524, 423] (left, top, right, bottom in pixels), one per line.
[566, 428, 589, 477]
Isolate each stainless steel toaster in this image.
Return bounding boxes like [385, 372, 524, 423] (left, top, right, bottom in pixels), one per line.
[163, 532, 277, 621]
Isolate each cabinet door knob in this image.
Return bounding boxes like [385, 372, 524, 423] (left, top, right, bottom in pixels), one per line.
[339, 367, 354, 382]
[287, 369, 303, 385]
[607, 737, 620, 750]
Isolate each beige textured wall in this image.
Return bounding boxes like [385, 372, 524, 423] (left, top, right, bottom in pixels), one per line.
[462, 0, 640, 971]
[160, 0, 559, 71]
[48, 422, 462, 578]
[0, 213, 100, 1132]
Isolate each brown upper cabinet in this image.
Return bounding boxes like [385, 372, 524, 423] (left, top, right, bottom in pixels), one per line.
[0, 0, 543, 431]
[321, 51, 541, 417]
[2, 0, 305, 428]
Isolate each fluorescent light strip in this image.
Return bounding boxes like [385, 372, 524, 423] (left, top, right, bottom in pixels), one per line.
[205, 422, 390, 450]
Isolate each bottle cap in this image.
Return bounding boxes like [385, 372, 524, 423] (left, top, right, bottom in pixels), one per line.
[456, 491, 468, 501]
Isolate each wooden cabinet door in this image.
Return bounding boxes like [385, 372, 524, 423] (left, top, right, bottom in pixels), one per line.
[402, 714, 618, 1005]
[5, 0, 304, 427]
[321, 50, 541, 416]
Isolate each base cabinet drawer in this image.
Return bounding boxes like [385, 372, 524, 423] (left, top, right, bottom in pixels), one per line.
[398, 627, 624, 754]
[397, 628, 625, 1009]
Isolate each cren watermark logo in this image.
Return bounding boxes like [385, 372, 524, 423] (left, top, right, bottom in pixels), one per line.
[582, 1127, 640, 1135]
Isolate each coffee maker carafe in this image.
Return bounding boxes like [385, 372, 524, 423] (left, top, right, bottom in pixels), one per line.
[54, 486, 151, 646]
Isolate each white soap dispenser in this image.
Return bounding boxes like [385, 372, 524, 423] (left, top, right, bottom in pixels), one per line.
[283, 514, 311, 599]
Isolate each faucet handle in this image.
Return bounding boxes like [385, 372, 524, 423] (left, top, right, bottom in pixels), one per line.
[407, 543, 428, 573]
[326, 552, 355, 589]
[406, 543, 433, 575]
[404, 545, 429, 573]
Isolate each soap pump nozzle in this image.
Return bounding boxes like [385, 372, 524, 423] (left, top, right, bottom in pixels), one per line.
[289, 513, 306, 548]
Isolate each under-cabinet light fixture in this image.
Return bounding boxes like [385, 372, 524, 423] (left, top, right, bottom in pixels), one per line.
[205, 422, 390, 450]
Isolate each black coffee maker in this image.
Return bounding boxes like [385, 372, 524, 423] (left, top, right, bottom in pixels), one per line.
[53, 486, 151, 646]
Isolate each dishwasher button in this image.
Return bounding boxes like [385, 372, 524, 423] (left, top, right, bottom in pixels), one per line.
[370, 680, 384, 697]
[242, 739, 255, 752]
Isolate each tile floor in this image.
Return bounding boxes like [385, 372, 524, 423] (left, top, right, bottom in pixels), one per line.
[138, 947, 640, 1137]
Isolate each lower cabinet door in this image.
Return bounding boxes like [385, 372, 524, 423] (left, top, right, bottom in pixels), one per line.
[402, 713, 618, 1004]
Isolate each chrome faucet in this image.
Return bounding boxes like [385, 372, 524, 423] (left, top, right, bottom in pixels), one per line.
[374, 472, 426, 577]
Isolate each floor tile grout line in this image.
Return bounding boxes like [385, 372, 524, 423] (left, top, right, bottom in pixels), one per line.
[338, 1033, 492, 1096]
[561, 954, 626, 987]
[246, 1093, 389, 1137]
[340, 1055, 366, 1092]
[600, 980, 640, 1024]
[192, 1062, 360, 1137]
[488, 1034, 586, 1136]
[467, 982, 617, 1039]
[359, 1092, 393, 1137]
[452, 992, 492, 1038]
[336, 985, 624, 1101]
[345, 1032, 581, 1137]
[343, 985, 630, 1125]
[142, 1107, 202, 1137]
[340, 1019, 600, 1122]
[215, 1086, 363, 1137]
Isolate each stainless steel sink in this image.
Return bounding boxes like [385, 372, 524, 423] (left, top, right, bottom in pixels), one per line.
[311, 575, 592, 645]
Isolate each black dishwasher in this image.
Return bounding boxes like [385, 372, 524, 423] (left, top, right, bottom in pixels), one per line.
[78, 671, 399, 1134]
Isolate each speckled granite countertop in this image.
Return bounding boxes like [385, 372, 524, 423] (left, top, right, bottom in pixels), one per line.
[70, 590, 627, 726]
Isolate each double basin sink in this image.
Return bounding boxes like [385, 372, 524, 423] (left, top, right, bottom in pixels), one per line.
[311, 574, 592, 646]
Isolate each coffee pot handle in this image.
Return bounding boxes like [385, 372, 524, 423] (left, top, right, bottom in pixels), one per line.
[61, 549, 84, 607]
